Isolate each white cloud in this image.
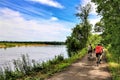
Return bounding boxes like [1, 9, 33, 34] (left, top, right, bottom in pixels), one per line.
[50, 17, 58, 21]
[89, 16, 101, 26]
[28, 0, 64, 8]
[0, 8, 73, 41]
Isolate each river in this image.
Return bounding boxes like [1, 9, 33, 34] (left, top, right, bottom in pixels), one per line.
[0, 45, 68, 67]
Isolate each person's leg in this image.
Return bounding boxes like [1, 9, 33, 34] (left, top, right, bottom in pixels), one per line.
[90, 50, 92, 57]
[98, 54, 100, 63]
[96, 54, 99, 63]
[87, 51, 90, 60]
[99, 53, 102, 63]
[88, 51, 91, 57]
[97, 53, 103, 64]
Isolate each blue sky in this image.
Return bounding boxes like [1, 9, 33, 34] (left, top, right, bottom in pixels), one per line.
[0, 0, 101, 41]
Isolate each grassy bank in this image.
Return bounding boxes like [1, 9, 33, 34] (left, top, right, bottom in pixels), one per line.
[106, 50, 120, 80]
[0, 41, 65, 48]
[0, 48, 87, 80]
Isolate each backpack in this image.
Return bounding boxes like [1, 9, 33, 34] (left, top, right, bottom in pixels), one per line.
[88, 45, 92, 51]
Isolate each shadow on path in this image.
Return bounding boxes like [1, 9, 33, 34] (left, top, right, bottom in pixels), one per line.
[46, 53, 112, 80]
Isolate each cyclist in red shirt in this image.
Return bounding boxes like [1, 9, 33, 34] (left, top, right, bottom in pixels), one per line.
[95, 44, 103, 64]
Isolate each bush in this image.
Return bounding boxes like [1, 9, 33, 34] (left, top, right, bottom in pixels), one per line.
[0, 48, 87, 80]
[106, 51, 120, 80]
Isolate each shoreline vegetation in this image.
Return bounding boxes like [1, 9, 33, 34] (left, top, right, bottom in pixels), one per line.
[0, 48, 86, 80]
[1, 0, 119, 79]
[0, 41, 65, 48]
[0, 41, 87, 80]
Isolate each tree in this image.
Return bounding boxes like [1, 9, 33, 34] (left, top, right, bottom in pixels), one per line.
[66, 3, 92, 57]
[92, 0, 120, 54]
[94, 21, 104, 32]
[76, 3, 92, 45]
[66, 24, 82, 57]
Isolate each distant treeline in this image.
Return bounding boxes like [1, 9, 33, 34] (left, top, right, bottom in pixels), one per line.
[0, 41, 65, 45]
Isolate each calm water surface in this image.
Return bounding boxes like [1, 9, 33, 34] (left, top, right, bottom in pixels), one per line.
[0, 45, 68, 67]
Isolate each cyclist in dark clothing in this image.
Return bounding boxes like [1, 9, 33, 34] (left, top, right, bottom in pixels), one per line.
[87, 44, 93, 58]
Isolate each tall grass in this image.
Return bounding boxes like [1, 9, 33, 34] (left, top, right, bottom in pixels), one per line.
[0, 54, 65, 80]
[106, 50, 120, 80]
[0, 48, 86, 80]
[0, 68, 4, 80]
[13, 54, 33, 75]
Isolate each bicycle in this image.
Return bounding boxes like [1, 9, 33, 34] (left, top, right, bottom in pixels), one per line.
[96, 54, 102, 66]
[87, 51, 92, 60]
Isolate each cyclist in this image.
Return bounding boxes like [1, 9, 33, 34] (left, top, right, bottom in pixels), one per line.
[87, 44, 93, 58]
[95, 44, 103, 64]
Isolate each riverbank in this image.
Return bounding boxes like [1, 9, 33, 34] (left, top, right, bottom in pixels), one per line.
[0, 48, 86, 80]
[0, 41, 65, 48]
[22, 48, 87, 80]
[0, 43, 49, 49]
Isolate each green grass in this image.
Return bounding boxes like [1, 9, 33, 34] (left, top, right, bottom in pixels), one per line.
[106, 50, 120, 80]
[0, 48, 87, 80]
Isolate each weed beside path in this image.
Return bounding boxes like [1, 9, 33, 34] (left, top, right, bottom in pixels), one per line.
[46, 53, 112, 80]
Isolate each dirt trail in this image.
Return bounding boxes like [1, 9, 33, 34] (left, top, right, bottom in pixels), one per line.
[46, 53, 112, 80]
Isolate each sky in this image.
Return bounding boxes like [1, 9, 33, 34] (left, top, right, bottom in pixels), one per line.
[0, 0, 101, 41]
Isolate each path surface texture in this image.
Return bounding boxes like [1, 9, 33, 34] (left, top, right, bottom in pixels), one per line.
[46, 53, 112, 80]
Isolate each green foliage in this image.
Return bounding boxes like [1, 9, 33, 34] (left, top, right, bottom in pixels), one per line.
[87, 34, 102, 48]
[64, 48, 87, 64]
[106, 51, 120, 80]
[92, 0, 120, 54]
[66, 3, 92, 57]
[25, 77, 44, 80]
[0, 41, 65, 49]
[66, 35, 81, 56]
[0, 68, 4, 80]
[0, 41, 65, 46]
[0, 47, 87, 80]
[92, 0, 120, 79]
[40, 54, 64, 74]
[94, 21, 104, 32]
[76, 3, 91, 24]
[13, 54, 32, 75]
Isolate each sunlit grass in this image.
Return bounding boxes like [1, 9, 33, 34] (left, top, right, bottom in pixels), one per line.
[109, 62, 119, 68]
[0, 48, 87, 80]
[106, 50, 120, 80]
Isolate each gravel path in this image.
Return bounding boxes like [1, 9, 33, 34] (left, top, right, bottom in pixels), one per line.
[46, 53, 112, 80]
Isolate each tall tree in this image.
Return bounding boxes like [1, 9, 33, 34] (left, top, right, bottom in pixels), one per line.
[92, 0, 120, 54]
[76, 3, 92, 47]
[66, 3, 92, 57]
